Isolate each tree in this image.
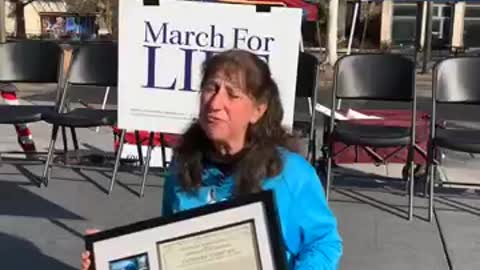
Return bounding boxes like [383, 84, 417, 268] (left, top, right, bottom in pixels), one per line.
[7, 0, 36, 38]
[96, 0, 118, 39]
[327, 0, 338, 65]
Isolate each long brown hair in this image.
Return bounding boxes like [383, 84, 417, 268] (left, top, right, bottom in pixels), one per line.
[174, 49, 299, 194]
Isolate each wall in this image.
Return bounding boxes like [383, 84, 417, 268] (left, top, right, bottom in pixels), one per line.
[5, 1, 68, 37]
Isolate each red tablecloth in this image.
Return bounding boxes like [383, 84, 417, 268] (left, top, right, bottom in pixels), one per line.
[330, 110, 430, 164]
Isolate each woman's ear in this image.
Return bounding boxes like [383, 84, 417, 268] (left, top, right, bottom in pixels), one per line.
[250, 103, 267, 124]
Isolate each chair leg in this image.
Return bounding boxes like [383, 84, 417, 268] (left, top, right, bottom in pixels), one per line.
[428, 164, 436, 222]
[135, 131, 144, 166]
[424, 165, 430, 198]
[404, 166, 409, 194]
[408, 160, 415, 221]
[160, 133, 167, 169]
[42, 125, 60, 187]
[70, 127, 79, 151]
[61, 126, 68, 164]
[140, 132, 155, 197]
[109, 129, 126, 195]
[326, 155, 333, 201]
[407, 143, 416, 221]
[306, 137, 312, 164]
[311, 129, 317, 166]
[426, 144, 436, 222]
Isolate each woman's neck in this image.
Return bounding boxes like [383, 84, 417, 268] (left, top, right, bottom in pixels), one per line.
[207, 141, 247, 166]
[214, 141, 244, 156]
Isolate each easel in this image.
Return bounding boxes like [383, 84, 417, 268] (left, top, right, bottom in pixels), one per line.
[109, 0, 170, 197]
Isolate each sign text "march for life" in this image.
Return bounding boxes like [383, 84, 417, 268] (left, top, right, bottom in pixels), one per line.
[142, 21, 275, 91]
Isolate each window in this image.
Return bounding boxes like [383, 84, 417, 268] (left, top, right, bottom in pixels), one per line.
[464, 4, 480, 48]
[40, 13, 97, 40]
[392, 2, 452, 49]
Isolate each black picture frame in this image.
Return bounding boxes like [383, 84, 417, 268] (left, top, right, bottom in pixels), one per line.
[85, 190, 287, 270]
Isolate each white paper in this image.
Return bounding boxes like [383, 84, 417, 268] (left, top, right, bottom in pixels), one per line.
[315, 103, 383, 120]
[345, 109, 382, 120]
[157, 222, 260, 270]
[315, 103, 347, 120]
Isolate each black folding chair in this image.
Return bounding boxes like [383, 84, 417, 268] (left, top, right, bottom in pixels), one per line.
[0, 41, 62, 158]
[41, 43, 127, 193]
[301, 20, 323, 54]
[325, 54, 417, 220]
[294, 51, 320, 164]
[428, 57, 480, 222]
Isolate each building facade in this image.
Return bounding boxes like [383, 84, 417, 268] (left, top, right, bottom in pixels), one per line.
[5, 0, 104, 40]
[336, 0, 480, 51]
[385, 1, 480, 50]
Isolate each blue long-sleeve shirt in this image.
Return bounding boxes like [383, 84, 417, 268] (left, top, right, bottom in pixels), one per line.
[162, 149, 342, 269]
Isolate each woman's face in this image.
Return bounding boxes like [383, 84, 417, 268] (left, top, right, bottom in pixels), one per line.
[199, 72, 266, 149]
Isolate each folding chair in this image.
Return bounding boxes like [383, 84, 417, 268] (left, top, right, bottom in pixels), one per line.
[325, 54, 417, 220]
[40, 42, 126, 193]
[294, 51, 319, 164]
[428, 57, 480, 222]
[0, 41, 62, 158]
[302, 20, 321, 49]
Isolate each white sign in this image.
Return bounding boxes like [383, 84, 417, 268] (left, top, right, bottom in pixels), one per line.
[118, 0, 302, 134]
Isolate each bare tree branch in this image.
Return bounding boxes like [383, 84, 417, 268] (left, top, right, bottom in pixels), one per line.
[6, 0, 37, 7]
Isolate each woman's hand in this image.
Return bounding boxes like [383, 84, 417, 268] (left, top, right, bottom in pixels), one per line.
[81, 250, 92, 270]
[81, 229, 100, 270]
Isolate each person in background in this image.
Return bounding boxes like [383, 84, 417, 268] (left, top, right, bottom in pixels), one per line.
[81, 49, 342, 270]
[0, 83, 37, 155]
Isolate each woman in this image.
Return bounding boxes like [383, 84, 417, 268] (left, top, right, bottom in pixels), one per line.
[82, 49, 342, 269]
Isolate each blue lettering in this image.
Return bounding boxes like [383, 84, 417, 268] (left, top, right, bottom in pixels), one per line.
[179, 48, 196, 91]
[265, 37, 274, 51]
[185, 31, 195, 46]
[169, 30, 183, 45]
[142, 45, 176, 90]
[233, 28, 248, 49]
[196, 32, 208, 47]
[144, 21, 167, 43]
[210, 25, 224, 48]
[232, 27, 275, 52]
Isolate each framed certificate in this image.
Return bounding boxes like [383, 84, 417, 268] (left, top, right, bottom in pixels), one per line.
[85, 190, 288, 270]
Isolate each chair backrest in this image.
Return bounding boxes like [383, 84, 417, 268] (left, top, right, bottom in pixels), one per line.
[0, 41, 62, 83]
[434, 57, 480, 104]
[302, 21, 320, 48]
[334, 54, 415, 101]
[295, 52, 319, 98]
[67, 42, 118, 87]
